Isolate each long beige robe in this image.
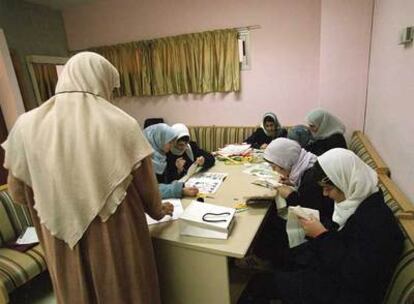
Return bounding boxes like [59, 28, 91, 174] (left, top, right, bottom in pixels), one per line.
[9, 156, 164, 304]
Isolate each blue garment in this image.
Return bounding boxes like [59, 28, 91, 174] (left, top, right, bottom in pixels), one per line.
[159, 181, 184, 199]
[287, 125, 312, 148]
[143, 123, 177, 174]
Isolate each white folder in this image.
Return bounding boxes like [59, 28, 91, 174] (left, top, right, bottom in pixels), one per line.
[179, 201, 236, 239]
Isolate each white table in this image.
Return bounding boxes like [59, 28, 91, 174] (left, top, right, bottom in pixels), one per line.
[149, 161, 276, 304]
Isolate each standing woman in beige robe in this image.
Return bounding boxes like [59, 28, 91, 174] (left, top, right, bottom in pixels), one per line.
[2, 52, 173, 304]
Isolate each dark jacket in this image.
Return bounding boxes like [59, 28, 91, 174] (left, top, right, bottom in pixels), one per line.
[277, 191, 404, 304]
[306, 133, 347, 156]
[165, 141, 215, 183]
[245, 127, 287, 149]
[286, 168, 334, 223]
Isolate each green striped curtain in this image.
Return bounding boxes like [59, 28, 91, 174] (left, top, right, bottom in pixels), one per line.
[32, 63, 59, 102]
[91, 29, 240, 97]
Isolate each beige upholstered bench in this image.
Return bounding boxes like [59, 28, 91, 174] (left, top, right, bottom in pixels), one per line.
[349, 130, 391, 176]
[0, 185, 47, 303]
[378, 174, 414, 304]
[188, 125, 257, 152]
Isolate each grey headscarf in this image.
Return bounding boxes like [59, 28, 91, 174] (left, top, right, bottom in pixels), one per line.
[306, 109, 345, 140]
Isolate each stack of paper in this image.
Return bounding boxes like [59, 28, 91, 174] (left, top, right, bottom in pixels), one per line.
[146, 199, 184, 225]
[179, 201, 236, 239]
[217, 144, 251, 157]
[286, 206, 319, 248]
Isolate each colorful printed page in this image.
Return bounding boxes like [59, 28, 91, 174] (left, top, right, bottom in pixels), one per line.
[185, 172, 228, 194]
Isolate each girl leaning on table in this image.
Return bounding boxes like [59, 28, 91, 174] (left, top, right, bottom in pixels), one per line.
[238, 148, 404, 304]
[165, 123, 215, 183]
[236, 138, 334, 270]
[143, 123, 199, 199]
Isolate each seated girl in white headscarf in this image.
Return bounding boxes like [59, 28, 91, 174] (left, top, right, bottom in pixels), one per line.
[305, 108, 347, 155]
[263, 138, 334, 220]
[244, 112, 287, 149]
[240, 148, 404, 304]
[144, 123, 198, 199]
[165, 123, 215, 183]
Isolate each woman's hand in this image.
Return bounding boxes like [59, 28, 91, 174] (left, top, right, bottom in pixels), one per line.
[298, 215, 328, 238]
[279, 176, 295, 187]
[182, 187, 199, 197]
[195, 156, 205, 166]
[175, 157, 186, 174]
[161, 202, 174, 217]
[276, 185, 294, 198]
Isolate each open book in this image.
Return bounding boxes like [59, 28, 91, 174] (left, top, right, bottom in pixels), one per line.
[286, 206, 319, 248]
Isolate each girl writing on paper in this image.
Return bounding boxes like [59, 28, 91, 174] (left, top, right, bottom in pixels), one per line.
[236, 138, 334, 272]
[239, 149, 404, 304]
[305, 108, 347, 155]
[165, 123, 215, 183]
[244, 112, 287, 149]
[3, 52, 174, 304]
[144, 123, 199, 199]
[263, 138, 334, 220]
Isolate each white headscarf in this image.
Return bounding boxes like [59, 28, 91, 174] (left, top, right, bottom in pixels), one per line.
[143, 123, 177, 175]
[263, 138, 317, 186]
[261, 112, 281, 137]
[318, 148, 378, 229]
[1, 52, 153, 248]
[306, 108, 345, 140]
[170, 123, 194, 161]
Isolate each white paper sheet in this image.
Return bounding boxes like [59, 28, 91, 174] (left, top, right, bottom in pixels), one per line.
[286, 206, 320, 248]
[146, 199, 183, 225]
[178, 162, 201, 183]
[16, 227, 39, 245]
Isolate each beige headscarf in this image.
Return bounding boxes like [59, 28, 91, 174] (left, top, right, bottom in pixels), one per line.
[318, 148, 378, 229]
[2, 52, 153, 248]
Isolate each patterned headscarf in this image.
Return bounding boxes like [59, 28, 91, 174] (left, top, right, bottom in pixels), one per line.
[287, 125, 312, 147]
[144, 123, 177, 174]
[261, 112, 281, 137]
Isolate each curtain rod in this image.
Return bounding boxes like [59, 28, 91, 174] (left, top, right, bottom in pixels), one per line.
[235, 25, 261, 31]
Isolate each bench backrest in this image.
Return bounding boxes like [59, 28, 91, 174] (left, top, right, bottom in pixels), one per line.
[188, 125, 257, 152]
[0, 186, 33, 247]
[349, 131, 390, 176]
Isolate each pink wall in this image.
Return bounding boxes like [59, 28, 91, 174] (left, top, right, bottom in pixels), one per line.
[63, 0, 321, 127]
[365, 0, 414, 202]
[0, 29, 25, 131]
[318, 0, 374, 138]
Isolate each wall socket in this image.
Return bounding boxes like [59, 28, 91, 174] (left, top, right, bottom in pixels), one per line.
[400, 26, 413, 45]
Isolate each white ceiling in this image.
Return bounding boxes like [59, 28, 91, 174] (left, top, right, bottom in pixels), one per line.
[24, 0, 97, 10]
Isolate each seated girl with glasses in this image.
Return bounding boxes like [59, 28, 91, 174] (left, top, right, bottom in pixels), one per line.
[239, 148, 404, 304]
